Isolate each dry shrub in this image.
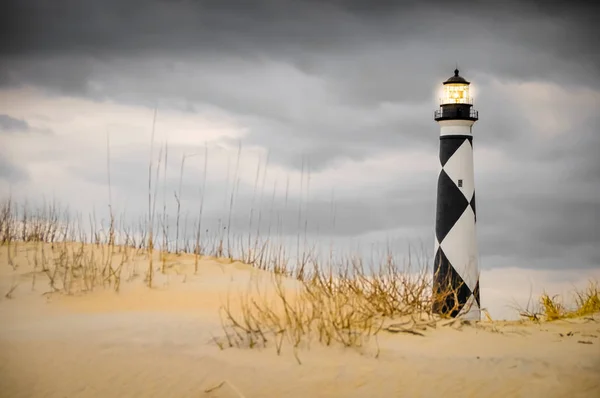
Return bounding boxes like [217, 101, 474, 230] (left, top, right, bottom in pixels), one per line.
[217, 252, 465, 360]
[219, 272, 384, 364]
[430, 254, 479, 319]
[431, 282, 475, 319]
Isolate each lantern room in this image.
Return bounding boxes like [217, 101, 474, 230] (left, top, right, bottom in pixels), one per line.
[441, 69, 471, 104]
[434, 69, 478, 122]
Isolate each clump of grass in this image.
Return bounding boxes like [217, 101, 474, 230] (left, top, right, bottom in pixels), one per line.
[517, 281, 600, 322]
[572, 281, 600, 316]
[539, 293, 565, 321]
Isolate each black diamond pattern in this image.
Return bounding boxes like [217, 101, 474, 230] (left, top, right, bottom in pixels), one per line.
[435, 169, 469, 243]
[432, 247, 474, 317]
[439, 136, 468, 166]
[470, 191, 476, 223]
[473, 279, 481, 308]
[432, 246, 447, 283]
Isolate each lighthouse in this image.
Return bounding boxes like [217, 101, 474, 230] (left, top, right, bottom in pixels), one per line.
[432, 69, 480, 320]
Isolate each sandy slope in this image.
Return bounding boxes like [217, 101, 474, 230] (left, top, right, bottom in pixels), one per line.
[1, 243, 599, 398]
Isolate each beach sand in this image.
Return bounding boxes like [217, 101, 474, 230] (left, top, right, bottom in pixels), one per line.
[1, 242, 599, 397]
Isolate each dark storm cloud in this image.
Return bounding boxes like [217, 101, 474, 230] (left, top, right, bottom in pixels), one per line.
[3, 1, 598, 59]
[2, 0, 599, 95]
[477, 194, 600, 267]
[1, 0, 598, 163]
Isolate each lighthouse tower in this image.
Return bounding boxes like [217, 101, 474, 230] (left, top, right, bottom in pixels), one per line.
[432, 69, 480, 320]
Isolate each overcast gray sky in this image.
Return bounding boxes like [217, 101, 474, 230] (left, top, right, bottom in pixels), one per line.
[1, 0, 599, 275]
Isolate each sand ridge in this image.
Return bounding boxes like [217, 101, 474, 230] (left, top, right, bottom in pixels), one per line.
[1, 243, 599, 397]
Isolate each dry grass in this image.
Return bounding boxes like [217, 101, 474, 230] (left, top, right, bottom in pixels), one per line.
[517, 281, 600, 322]
[572, 282, 600, 317]
[0, 195, 283, 295]
[0, 198, 140, 295]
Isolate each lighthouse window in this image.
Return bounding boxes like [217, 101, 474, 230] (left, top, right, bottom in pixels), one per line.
[443, 84, 470, 104]
[458, 179, 463, 187]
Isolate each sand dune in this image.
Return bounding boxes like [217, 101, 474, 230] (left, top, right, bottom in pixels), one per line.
[1, 243, 599, 397]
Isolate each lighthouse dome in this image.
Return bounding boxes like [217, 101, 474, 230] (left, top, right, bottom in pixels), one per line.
[443, 69, 470, 85]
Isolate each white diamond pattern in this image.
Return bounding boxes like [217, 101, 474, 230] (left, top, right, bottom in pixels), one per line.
[439, 206, 478, 293]
[442, 139, 474, 201]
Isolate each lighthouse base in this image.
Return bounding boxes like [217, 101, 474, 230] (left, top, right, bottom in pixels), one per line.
[432, 258, 481, 320]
